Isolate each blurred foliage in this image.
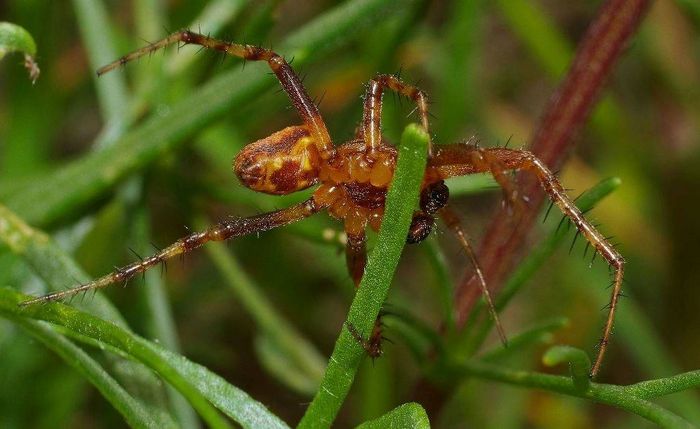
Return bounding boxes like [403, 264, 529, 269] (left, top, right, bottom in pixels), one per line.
[1, 0, 700, 428]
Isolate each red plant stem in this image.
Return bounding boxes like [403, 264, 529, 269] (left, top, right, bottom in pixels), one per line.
[454, 0, 650, 326]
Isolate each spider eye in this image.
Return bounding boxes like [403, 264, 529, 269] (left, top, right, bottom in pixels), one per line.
[420, 181, 449, 214]
[406, 212, 434, 244]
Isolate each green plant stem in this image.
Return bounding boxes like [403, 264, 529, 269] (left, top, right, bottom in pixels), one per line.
[71, 0, 130, 145]
[452, 360, 694, 429]
[626, 370, 700, 400]
[297, 124, 429, 428]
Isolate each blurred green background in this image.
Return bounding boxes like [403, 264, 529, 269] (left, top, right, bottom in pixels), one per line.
[1, 0, 699, 428]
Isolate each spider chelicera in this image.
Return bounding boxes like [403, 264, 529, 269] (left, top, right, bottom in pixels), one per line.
[22, 30, 624, 378]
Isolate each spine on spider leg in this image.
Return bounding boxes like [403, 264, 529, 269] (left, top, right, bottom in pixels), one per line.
[527, 155, 623, 266]
[523, 153, 625, 377]
[19, 238, 189, 306]
[97, 30, 333, 158]
[20, 198, 322, 306]
[96, 32, 186, 76]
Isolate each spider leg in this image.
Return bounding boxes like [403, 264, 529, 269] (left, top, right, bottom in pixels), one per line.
[439, 206, 508, 346]
[469, 147, 528, 218]
[346, 231, 367, 288]
[346, 319, 383, 359]
[360, 74, 431, 154]
[21, 198, 326, 306]
[97, 30, 333, 158]
[514, 152, 624, 378]
[432, 144, 624, 377]
[344, 230, 390, 361]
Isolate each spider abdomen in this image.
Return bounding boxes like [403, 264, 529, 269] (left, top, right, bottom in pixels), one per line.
[234, 125, 322, 194]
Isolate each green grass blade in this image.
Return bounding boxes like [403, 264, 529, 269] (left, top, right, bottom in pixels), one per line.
[298, 124, 429, 428]
[164, 0, 249, 75]
[6, 317, 162, 429]
[480, 317, 569, 363]
[0, 21, 39, 82]
[445, 174, 498, 197]
[134, 209, 200, 429]
[203, 232, 327, 396]
[0, 204, 175, 426]
[0, 203, 128, 325]
[132, 0, 167, 95]
[614, 294, 700, 421]
[435, 0, 484, 142]
[423, 239, 457, 333]
[1, 288, 289, 429]
[355, 402, 430, 429]
[1, 0, 416, 227]
[494, 0, 572, 77]
[71, 0, 130, 141]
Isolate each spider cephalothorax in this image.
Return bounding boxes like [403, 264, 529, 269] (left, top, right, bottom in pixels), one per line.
[24, 30, 625, 378]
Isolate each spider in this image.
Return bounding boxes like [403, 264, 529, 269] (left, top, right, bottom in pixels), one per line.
[22, 30, 624, 378]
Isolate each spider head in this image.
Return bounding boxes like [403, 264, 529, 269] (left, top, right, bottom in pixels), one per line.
[234, 125, 322, 195]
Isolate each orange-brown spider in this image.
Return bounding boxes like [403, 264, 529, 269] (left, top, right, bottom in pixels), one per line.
[22, 30, 624, 378]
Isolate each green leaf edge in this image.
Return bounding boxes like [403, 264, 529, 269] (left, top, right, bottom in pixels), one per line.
[355, 402, 430, 429]
[0, 288, 289, 429]
[9, 316, 161, 429]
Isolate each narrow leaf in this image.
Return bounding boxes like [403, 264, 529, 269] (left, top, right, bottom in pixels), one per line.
[355, 403, 430, 429]
[0, 22, 39, 82]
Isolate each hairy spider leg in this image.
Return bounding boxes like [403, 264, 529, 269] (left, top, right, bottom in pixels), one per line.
[361, 74, 431, 154]
[97, 30, 334, 159]
[439, 207, 508, 346]
[21, 198, 325, 306]
[346, 232, 367, 287]
[469, 146, 527, 217]
[346, 318, 383, 359]
[431, 145, 625, 378]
